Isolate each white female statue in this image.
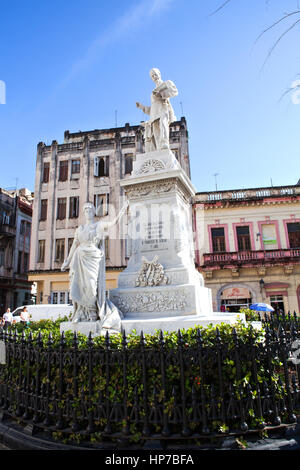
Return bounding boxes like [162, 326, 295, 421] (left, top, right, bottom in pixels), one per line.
[61, 201, 128, 333]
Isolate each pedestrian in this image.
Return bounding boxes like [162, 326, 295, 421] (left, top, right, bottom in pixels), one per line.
[20, 306, 30, 325]
[2, 308, 13, 329]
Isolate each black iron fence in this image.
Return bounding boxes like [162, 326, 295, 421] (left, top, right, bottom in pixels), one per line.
[0, 318, 299, 445]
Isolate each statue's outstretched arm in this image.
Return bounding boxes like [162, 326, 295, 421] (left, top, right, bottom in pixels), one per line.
[98, 200, 129, 232]
[136, 102, 150, 115]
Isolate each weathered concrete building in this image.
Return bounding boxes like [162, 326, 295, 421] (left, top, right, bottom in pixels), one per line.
[28, 118, 190, 304]
[193, 183, 300, 313]
[0, 188, 33, 313]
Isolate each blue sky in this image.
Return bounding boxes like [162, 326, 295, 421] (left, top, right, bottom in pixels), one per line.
[0, 0, 299, 192]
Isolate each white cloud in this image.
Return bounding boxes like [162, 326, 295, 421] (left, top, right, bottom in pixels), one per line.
[62, 0, 175, 85]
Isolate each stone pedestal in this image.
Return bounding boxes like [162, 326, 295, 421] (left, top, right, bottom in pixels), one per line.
[108, 149, 240, 334]
[60, 321, 101, 337]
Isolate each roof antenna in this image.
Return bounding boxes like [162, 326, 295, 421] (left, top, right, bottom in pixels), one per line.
[115, 110, 118, 128]
[214, 173, 219, 191]
[180, 101, 184, 117]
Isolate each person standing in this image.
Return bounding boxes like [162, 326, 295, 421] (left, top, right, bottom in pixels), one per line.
[20, 306, 30, 325]
[3, 308, 13, 329]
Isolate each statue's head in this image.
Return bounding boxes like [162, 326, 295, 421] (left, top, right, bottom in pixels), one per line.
[150, 68, 161, 82]
[83, 202, 96, 219]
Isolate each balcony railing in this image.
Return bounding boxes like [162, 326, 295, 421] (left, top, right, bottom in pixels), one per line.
[0, 221, 16, 237]
[202, 248, 300, 267]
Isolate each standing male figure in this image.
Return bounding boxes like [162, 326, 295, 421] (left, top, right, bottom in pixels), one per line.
[2, 308, 13, 329]
[136, 68, 178, 152]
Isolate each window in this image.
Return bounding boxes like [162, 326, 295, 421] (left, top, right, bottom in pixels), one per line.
[287, 223, 300, 248]
[236, 226, 251, 251]
[40, 199, 48, 221]
[94, 194, 109, 217]
[55, 239, 65, 263]
[211, 227, 226, 253]
[0, 248, 4, 266]
[57, 198, 67, 220]
[23, 253, 29, 272]
[20, 220, 26, 235]
[17, 251, 23, 273]
[105, 237, 109, 259]
[125, 154, 133, 175]
[68, 238, 74, 254]
[270, 295, 285, 314]
[71, 159, 80, 176]
[51, 291, 69, 304]
[25, 222, 31, 237]
[42, 162, 50, 183]
[59, 160, 68, 181]
[94, 156, 109, 177]
[69, 196, 79, 218]
[38, 240, 45, 263]
[261, 224, 278, 250]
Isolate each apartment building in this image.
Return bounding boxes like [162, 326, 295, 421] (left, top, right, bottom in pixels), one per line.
[0, 188, 33, 313]
[28, 118, 190, 304]
[193, 183, 300, 313]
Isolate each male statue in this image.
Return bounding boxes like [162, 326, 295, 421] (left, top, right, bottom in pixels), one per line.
[136, 68, 178, 152]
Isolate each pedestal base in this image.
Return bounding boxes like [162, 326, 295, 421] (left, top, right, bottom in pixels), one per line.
[121, 312, 247, 335]
[60, 321, 101, 337]
[60, 312, 250, 337]
[109, 284, 212, 319]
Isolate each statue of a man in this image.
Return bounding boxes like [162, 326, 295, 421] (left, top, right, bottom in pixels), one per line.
[136, 68, 178, 152]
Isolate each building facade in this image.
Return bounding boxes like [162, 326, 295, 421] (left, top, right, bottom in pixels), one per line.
[193, 184, 300, 313]
[28, 118, 190, 304]
[0, 188, 33, 313]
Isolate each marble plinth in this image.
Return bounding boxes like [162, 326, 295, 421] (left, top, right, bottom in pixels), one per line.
[60, 313, 262, 338]
[121, 312, 247, 335]
[132, 148, 180, 176]
[109, 284, 212, 319]
[60, 321, 101, 338]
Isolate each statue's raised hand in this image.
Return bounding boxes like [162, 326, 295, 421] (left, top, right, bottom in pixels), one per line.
[61, 259, 69, 272]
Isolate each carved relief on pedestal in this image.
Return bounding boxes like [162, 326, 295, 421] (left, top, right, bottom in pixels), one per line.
[135, 255, 169, 287]
[134, 159, 165, 175]
[111, 289, 187, 314]
[125, 180, 174, 199]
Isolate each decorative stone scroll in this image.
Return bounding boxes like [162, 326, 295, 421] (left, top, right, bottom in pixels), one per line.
[135, 255, 169, 287]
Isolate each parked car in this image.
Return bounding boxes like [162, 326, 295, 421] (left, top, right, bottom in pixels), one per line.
[12, 304, 73, 323]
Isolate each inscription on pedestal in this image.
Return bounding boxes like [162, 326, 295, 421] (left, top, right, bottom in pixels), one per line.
[142, 221, 168, 251]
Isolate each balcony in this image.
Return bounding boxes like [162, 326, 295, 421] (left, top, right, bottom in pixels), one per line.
[0, 222, 16, 238]
[202, 248, 300, 269]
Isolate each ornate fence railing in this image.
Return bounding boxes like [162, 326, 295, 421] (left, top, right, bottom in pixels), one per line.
[0, 320, 299, 446]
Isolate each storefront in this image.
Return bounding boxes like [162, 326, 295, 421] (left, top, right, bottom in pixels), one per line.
[220, 286, 252, 312]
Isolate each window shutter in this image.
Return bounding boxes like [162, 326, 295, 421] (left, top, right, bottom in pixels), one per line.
[94, 157, 99, 177]
[76, 196, 79, 217]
